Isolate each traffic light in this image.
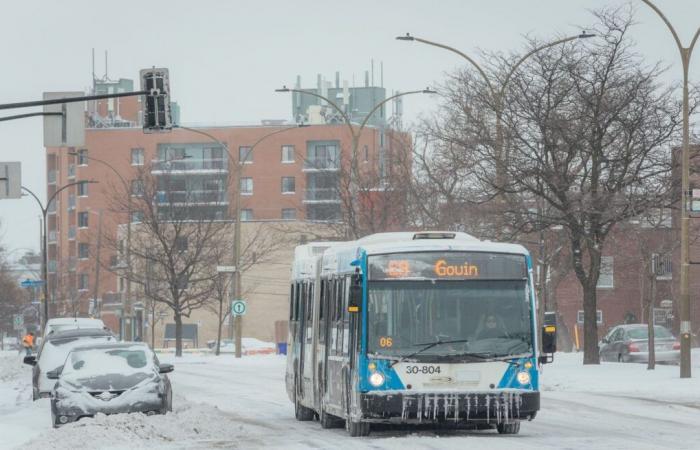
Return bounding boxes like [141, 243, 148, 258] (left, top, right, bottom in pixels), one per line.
[140, 68, 172, 133]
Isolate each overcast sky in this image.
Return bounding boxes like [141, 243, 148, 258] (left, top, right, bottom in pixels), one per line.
[1, 0, 699, 256]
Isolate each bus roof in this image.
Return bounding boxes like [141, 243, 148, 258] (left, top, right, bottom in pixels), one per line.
[291, 232, 530, 280]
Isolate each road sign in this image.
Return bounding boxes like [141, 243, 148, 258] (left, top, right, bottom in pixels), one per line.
[43, 92, 85, 147]
[216, 265, 237, 273]
[20, 278, 45, 288]
[0, 162, 21, 200]
[13, 314, 24, 331]
[231, 300, 247, 316]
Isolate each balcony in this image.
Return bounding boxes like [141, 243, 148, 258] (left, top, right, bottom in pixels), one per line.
[68, 227, 76, 240]
[47, 201, 58, 215]
[68, 164, 76, 179]
[302, 159, 339, 172]
[67, 194, 76, 211]
[68, 257, 77, 272]
[47, 170, 57, 184]
[155, 190, 228, 205]
[48, 260, 57, 273]
[303, 188, 341, 203]
[151, 158, 228, 174]
[48, 230, 58, 243]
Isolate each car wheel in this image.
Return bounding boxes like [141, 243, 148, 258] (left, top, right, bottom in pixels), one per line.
[497, 421, 520, 434]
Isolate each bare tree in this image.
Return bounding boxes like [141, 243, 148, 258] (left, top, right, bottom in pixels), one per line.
[105, 165, 229, 356]
[423, 7, 685, 364]
[0, 248, 25, 339]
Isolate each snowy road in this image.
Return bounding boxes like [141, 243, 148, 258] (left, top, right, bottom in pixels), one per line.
[2, 350, 700, 449]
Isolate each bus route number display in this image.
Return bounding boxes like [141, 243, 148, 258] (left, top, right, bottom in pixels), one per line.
[369, 252, 526, 280]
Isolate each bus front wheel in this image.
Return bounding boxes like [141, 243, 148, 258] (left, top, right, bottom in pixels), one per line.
[346, 419, 370, 437]
[496, 421, 520, 435]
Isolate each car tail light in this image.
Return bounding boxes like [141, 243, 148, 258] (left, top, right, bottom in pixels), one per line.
[628, 343, 640, 352]
[673, 342, 680, 350]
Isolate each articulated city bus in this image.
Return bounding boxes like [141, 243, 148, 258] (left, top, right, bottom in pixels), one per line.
[285, 231, 556, 437]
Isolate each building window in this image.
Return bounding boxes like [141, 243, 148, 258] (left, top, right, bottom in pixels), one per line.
[652, 253, 673, 280]
[78, 212, 89, 228]
[239, 146, 253, 164]
[131, 148, 145, 166]
[175, 236, 188, 252]
[77, 181, 89, 197]
[131, 180, 145, 197]
[596, 256, 614, 289]
[78, 243, 90, 259]
[241, 209, 253, 221]
[282, 145, 295, 163]
[364, 145, 369, 162]
[240, 177, 253, 195]
[77, 149, 88, 166]
[281, 176, 296, 194]
[131, 211, 144, 223]
[78, 273, 89, 291]
[282, 208, 296, 220]
[577, 310, 603, 325]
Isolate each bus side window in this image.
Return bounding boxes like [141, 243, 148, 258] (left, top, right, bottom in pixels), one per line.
[289, 284, 295, 321]
[328, 279, 336, 354]
[336, 278, 344, 355]
[318, 280, 326, 344]
[295, 282, 301, 322]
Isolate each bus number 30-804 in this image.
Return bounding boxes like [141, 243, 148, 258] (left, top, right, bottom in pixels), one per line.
[405, 365, 441, 374]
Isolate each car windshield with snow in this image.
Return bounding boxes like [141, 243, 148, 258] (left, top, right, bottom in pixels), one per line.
[50, 342, 173, 427]
[286, 232, 555, 437]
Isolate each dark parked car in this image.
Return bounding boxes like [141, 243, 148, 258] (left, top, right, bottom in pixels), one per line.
[49, 342, 173, 427]
[23, 328, 115, 400]
[599, 324, 680, 364]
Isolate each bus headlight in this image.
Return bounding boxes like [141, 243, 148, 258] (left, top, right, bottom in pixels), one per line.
[516, 371, 531, 385]
[369, 372, 385, 387]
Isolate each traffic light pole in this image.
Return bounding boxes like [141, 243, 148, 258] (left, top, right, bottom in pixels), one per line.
[0, 91, 148, 112]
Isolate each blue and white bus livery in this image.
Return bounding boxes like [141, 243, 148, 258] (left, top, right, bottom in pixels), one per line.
[285, 231, 556, 437]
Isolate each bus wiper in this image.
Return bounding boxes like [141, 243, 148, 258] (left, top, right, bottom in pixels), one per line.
[388, 338, 470, 368]
[443, 351, 493, 360]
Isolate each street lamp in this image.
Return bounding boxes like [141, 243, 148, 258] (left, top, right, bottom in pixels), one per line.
[174, 124, 307, 358]
[639, 0, 700, 378]
[395, 32, 594, 210]
[21, 180, 98, 328]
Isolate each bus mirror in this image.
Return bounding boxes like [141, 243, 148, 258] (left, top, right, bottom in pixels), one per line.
[348, 274, 362, 313]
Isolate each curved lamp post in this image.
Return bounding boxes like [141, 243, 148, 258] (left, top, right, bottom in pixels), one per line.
[640, 0, 700, 378]
[22, 180, 98, 328]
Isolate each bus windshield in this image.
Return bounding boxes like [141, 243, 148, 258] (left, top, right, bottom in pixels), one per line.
[367, 280, 533, 360]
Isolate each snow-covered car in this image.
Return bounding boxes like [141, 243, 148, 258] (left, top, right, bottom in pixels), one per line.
[42, 317, 108, 339]
[49, 342, 173, 427]
[599, 324, 680, 364]
[23, 328, 115, 400]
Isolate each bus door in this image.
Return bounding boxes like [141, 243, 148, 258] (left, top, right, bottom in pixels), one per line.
[316, 279, 330, 404]
[301, 281, 315, 398]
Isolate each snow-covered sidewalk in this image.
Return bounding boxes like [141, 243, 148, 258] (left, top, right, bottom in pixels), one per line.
[2, 349, 700, 449]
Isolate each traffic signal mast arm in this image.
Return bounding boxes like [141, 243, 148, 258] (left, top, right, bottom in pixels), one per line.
[0, 90, 148, 111]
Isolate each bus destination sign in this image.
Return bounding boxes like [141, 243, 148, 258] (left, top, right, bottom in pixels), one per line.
[368, 252, 526, 280]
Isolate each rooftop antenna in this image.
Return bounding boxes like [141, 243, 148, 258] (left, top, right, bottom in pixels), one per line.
[380, 61, 384, 88]
[91, 48, 96, 84]
[104, 50, 108, 80]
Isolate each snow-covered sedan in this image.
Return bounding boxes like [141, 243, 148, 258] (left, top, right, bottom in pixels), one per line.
[48, 342, 173, 427]
[599, 324, 680, 364]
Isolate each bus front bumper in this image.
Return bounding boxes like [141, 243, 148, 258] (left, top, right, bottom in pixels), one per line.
[359, 391, 539, 423]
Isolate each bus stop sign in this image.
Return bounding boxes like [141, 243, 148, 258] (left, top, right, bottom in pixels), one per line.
[13, 314, 24, 331]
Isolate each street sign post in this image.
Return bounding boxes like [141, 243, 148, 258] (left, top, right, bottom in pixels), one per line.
[43, 92, 86, 147]
[20, 279, 45, 288]
[231, 300, 247, 316]
[13, 314, 24, 331]
[0, 162, 21, 200]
